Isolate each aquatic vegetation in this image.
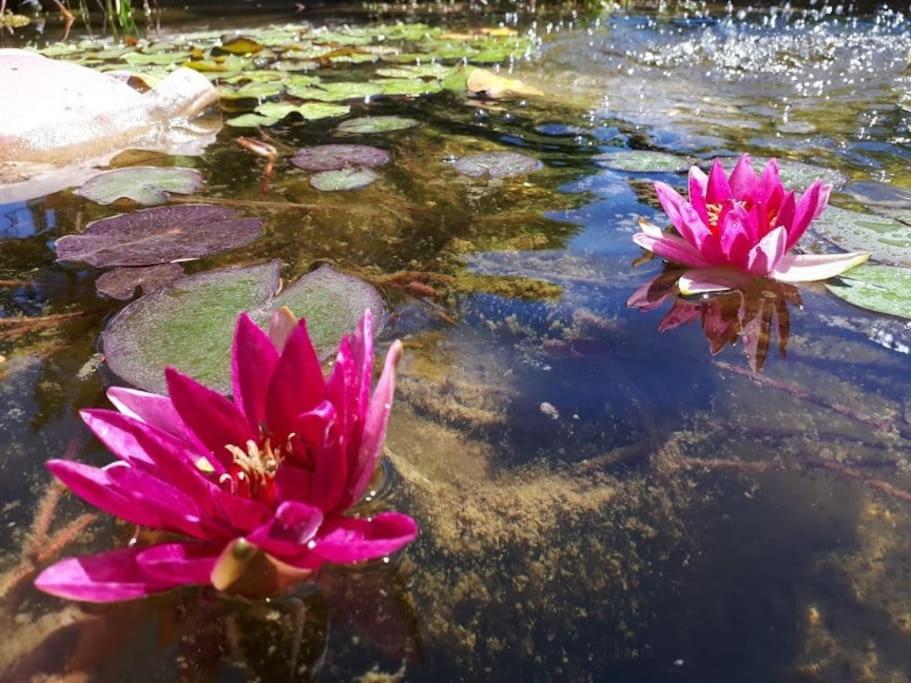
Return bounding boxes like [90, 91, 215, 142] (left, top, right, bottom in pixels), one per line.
[101, 262, 384, 394]
[337, 116, 419, 134]
[310, 167, 379, 192]
[35, 308, 416, 601]
[453, 151, 543, 179]
[54, 204, 263, 267]
[826, 265, 911, 321]
[594, 150, 692, 174]
[95, 263, 185, 301]
[75, 167, 204, 206]
[633, 154, 869, 293]
[292, 145, 390, 172]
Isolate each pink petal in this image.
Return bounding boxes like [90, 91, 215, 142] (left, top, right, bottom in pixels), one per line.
[231, 313, 280, 434]
[770, 252, 870, 283]
[756, 158, 782, 203]
[165, 367, 253, 469]
[136, 542, 223, 585]
[349, 340, 402, 505]
[746, 225, 788, 276]
[632, 232, 713, 269]
[246, 501, 324, 560]
[310, 512, 418, 565]
[688, 166, 709, 225]
[654, 183, 715, 250]
[106, 387, 186, 439]
[81, 408, 214, 492]
[46, 460, 161, 528]
[265, 318, 327, 440]
[718, 210, 753, 267]
[627, 280, 671, 311]
[706, 159, 733, 205]
[296, 402, 346, 511]
[274, 462, 314, 503]
[787, 180, 831, 250]
[34, 547, 180, 602]
[728, 154, 758, 200]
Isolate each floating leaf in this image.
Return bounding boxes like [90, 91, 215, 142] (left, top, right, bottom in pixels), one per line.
[76, 167, 204, 206]
[453, 151, 543, 179]
[841, 181, 911, 209]
[594, 150, 691, 173]
[216, 35, 264, 55]
[55, 204, 263, 267]
[101, 261, 384, 393]
[466, 67, 542, 98]
[814, 206, 911, 267]
[226, 113, 280, 128]
[310, 167, 379, 191]
[291, 144, 390, 171]
[255, 101, 350, 121]
[716, 157, 847, 191]
[122, 51, 192, 66]
[336, 116, 419, 134]
[96, 263, 185, 300]
[826, 264, 911, 320]
[287, 81, 384, 102]
[220, 81, 284, 101]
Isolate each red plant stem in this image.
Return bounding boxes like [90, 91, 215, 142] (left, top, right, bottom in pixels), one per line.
[714, 361, 904, 436]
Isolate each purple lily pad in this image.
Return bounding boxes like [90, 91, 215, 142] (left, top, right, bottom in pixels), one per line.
[453, 151, 543, 179]
[310, 167, 378, 192]
[291, 144, 391, 171]
[95, 263, 185, 300]
[55, 204, 264, 268]
[101, 260, 384, 394]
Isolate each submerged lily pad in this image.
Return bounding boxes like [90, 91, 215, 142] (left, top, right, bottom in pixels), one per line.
[226, 113, 280, 128]
[310, 167, 379, 191]
[291, 144, 390, 171]
[814, 206, 911, 267]
[826, 264, 911, 320]
[96, 263, 185, 300]
[76, 167, 204, 206]
[101, 261, 384, 393]
[594, 150, 691, 173]
[337, 116, 419, 134]
[453, 151, 543, 179]
[55, 204, 264, 268]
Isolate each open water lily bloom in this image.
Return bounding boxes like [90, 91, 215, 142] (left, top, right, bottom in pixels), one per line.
[35, 309, 418, 603]
[633, 154, 869, 294]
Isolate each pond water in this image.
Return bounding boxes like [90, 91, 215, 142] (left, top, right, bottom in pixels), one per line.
[2, 1, 911, 681]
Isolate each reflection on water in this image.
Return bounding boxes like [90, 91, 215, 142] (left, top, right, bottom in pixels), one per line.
[629, 268, 802, 372]
[2, 2, 911, 681]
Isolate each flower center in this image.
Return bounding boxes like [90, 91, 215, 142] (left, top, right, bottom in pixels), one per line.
[219, 438, 285, 502]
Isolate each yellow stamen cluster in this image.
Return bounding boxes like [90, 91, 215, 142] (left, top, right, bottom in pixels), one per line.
[706, 202, 723, 229]
[223, 439, 283, 490]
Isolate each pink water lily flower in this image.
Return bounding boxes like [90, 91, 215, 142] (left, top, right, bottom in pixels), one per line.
[633, 154, 869, 293]
[35, 308, 418, 603]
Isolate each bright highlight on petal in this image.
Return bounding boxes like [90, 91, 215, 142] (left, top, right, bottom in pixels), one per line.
[632, 154, 869, 285]
[36, 308, 418, 602]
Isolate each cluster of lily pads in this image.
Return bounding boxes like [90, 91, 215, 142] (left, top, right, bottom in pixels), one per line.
[35, 22, 542, 128]
[605, 148, 911, 320]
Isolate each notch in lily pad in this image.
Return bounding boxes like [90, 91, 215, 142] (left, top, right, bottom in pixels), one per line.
[101, 260, 385, 393]
[76, 167, 204, 206]
[55, 204, 264, 268]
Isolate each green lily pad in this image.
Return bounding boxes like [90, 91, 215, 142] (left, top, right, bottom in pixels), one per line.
[716, 157, 847, 191]
[101, 261, 384, 393]
[814, 206, 911, 267]
[826, 265, 911, 320]
[310, 167, 379, 191]
[287, 81, 384, 102]
[122, 51, 191, 66]
[256, 101, 350, 121]
[226, 113, 280, 128]
[336, 116, 419, 134]
[594, 150, 691, 173]
[453, 151, 543, 179]
[76, 167, 204, 206]
[55, 204, 263, 268]
[220, 81, 284, 101]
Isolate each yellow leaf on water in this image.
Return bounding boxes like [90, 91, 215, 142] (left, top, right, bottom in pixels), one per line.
[466, 67, 543, 98]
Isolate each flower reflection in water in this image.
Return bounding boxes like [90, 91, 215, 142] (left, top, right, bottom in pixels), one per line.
[628, 268, 802, 372]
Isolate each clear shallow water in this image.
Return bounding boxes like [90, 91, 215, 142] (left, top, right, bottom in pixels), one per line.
[2, 2, 911, 681]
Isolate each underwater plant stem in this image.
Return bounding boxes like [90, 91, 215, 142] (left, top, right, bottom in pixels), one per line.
[0, 311, 88, 328]
[714, 361, 905, 438]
